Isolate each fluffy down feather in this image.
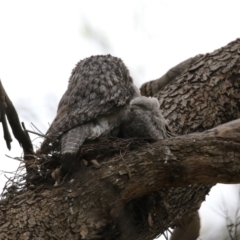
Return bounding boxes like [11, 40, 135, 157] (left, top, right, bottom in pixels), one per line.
[122, 96, 168, 140]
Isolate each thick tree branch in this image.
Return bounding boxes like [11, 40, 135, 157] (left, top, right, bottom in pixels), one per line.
[140, 54, 203, 97]
[1, 119, 240, 239]
[2, 38, 240, 239]
[119, 118, 240, 203]
[78, 119, 240, 209]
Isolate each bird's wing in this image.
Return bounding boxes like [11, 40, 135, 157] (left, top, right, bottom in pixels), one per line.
[40, 55, 137, 152]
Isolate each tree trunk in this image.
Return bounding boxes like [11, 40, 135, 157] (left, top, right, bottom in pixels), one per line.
[1, 38, 240, 240]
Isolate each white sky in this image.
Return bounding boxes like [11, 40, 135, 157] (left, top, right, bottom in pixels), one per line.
[1, 0, 240, 238]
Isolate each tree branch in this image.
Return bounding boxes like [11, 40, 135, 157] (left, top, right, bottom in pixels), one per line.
[2, 38, 240, 239]
[140, 54, 203, 97]
[0, 80, 36, 181]
[1, 119, 240, 239]
[118, 118, 240, 203]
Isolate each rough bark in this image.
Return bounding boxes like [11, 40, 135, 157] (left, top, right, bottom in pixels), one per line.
[1, 119, 240, 240]
[140, 54, 203, 97]
[153, 37, 240, 239]
[1, 38, 240, 239]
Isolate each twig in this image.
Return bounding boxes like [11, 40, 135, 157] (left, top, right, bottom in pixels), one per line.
[4, 174, 15, 183]
[31, 122, 44, 135]
[26, 130, 47, 138]
[5, 154, 23, 162]
[0, 171, 16, 174]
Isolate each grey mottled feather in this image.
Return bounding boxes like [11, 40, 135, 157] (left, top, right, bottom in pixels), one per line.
[60, 109, 127, 155]
[122, 96, 168, 140]
[40, 54, 140, 154]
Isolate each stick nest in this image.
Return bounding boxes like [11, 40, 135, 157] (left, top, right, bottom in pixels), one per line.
[1, 137, 156, 198]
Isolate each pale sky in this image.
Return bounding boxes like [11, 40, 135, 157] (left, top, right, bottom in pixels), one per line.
[1, 0, 240, 238]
